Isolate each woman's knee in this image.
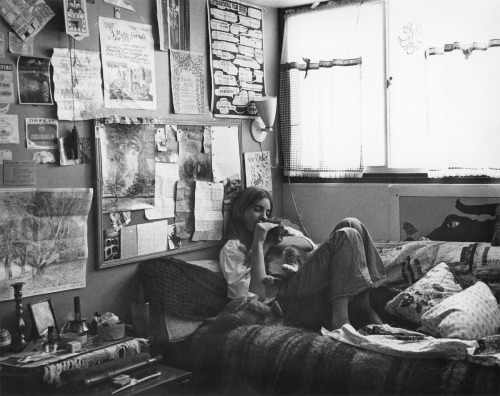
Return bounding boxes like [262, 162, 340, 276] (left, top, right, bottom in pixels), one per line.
[328, 224, 361, 244]
[333, 217, 363, 234]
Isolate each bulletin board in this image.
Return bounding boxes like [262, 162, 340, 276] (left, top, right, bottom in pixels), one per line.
[95, 119, 242, 269]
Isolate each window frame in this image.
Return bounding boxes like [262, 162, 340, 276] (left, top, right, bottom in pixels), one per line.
[279, 0, 500, 183]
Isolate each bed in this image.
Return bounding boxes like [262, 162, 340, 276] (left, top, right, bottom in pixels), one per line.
[139, 240, 500, 395]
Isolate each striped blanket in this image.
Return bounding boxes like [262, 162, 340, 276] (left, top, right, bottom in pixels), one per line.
[183, 323, 500, 395]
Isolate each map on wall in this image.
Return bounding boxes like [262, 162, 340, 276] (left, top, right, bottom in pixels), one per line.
[0, 188, 93, 302]
[207, 0, 266, 118]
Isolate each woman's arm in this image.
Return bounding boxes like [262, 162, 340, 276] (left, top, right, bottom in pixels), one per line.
[248, 222, 279, 300]
[273, 235, 315, 252]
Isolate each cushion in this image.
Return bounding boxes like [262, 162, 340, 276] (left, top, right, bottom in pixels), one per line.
[384, 262, 463, 324]
[432, 242, 500, 299]
[420, 281, 500, 340]
[376, 241, 443, 289]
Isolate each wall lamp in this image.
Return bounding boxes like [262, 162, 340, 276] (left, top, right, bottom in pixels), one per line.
[251, 96, 277, 143]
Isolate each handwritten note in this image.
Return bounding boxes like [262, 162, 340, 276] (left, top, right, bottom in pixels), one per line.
[192, 181, 224, 241]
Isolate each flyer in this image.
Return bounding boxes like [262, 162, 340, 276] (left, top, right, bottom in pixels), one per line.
[51, 48, 105, 120]
[0, 64, 15, 104]
[0, 114, 19, 144]
[99, 17, 157, 110]
[17, 56, 53, 105]
[0, 0, 55, 42]
[170, 49, 205, 115]
[207, 0, 266, 118]
[25, 118, 58, 149]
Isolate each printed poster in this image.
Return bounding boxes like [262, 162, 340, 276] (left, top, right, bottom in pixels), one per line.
[170, 49, 205, 114]
[98, 123, 155, 213]
[17, 56, 53, 105]
[0, 0, 55, 42]
[63, 0, 90, 41]
[0, 65, 15, 104]
[25, 118, 58, 149]
[207, 0, 266, 118]
[244, 151, 272, 192]
[99, 17, 157, 110]
[0, 188, 93, 301]
[51, 48, 105, 121]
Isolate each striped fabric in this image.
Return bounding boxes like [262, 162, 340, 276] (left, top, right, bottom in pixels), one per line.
[185, 323, 500, 395]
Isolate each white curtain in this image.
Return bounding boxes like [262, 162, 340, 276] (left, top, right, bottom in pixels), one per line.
[279, 2, 366, 178]
[426, 42, 500, 177]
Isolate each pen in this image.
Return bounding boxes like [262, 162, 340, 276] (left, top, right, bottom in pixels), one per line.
[110, 371, 161, 394]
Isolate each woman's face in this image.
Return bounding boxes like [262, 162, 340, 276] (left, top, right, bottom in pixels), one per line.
[243, 197, 271, 233]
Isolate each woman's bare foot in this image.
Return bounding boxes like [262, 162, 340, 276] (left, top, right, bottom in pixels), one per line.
[358, 290, 383, 327]
[331, 296, 350, 330]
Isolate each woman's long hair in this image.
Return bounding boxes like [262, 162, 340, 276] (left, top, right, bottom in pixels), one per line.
[223, 187, 273, 249]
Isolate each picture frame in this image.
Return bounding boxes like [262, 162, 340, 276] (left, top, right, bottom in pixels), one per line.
[27, 299, 59, 339]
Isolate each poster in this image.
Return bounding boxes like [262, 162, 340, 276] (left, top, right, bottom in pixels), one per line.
[0, 188, 93, 301]
[8, 32, 33, 56]
[63, 0, 90, 41]
[25, 118, 58, 149]
[17, 56, 53, 105]
[192, 181, 224, 241]
[170, 49, 205, 114]
[244, 151, 272, 192]
[207, 0, 266, 118]
[157, 0, 189, 51]
[0, 65, 15, 104]
[0, 114, 19, 144]
[99, 123, 156, 213]
[0, 0, 54, 42]
[99, 17, 157, 110]
[51, 48, 105, 121]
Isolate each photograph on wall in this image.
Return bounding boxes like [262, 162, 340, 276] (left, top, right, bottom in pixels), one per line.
[207, 0, 266, 118]
[63, 0, 89, 40]
[0, 0, 54, 42]
[244, 150, 272, 192]
[17, 56, 53, 105]
[399, 196, 500, 242]
[170, 49, 206, 115]
[99, 123, 156, 213]
[0, 188, 93, 302]
[25, 118, 58, 150]
[99, 17, 156, 110]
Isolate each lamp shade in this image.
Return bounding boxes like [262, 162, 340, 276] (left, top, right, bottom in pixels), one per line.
[254, 96, 277, 128]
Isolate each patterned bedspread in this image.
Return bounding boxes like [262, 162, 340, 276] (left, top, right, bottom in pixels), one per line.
[183, 323, 500, 395]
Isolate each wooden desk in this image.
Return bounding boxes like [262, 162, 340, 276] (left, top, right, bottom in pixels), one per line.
[77, 365, 191, 396]
[0, 364, 191, 396]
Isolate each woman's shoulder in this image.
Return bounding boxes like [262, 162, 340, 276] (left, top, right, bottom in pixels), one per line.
[221, 238, 245, 252]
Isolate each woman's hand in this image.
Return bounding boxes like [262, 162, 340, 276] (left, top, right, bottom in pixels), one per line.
[253, 221, 279, 245]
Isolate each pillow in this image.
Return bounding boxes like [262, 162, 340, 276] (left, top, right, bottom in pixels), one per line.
[420, 281, 500, 340]
[384, 262, 463, 324]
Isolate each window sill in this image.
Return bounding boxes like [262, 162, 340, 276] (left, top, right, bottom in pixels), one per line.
[286, 173, 500, 184]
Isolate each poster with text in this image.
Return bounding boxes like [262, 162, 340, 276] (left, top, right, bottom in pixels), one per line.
[63, 0, 90, 41]
[170, 49, 205, 114]
[99, 17, 157, 110]
[25, 118, 58, 149]
[207, 0, 265, 118]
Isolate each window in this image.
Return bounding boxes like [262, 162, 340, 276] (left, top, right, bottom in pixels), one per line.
[279, 0, 500, 178]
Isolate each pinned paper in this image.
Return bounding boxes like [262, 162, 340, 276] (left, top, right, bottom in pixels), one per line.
[63, 0, 90, 40]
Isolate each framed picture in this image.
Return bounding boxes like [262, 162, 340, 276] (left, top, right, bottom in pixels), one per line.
[389, 184, 500, 242]
[27, 299, 59, 339]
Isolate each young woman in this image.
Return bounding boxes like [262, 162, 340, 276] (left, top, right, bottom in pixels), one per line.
[219, 186, 386, 331]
